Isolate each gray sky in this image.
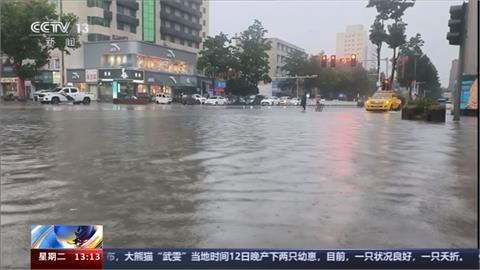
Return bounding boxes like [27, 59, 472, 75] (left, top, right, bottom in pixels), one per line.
[209, 0, 464, 87]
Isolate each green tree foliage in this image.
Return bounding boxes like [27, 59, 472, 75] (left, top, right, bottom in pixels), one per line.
[369, 19, 387, 80]
[397, 34, 441, 99]
[279, 54, 375, 99]
[386, 21, 407, 85]
[1, 0, 80, 97]
[278, 50, 309, 92]
[197, 33, 238, 79]
[226, 78, 257, 96]
[367, 0, 415, 88]
[237, 20, 272, 87]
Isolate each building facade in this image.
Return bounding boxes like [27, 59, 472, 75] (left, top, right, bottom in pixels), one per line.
[336, 25, 375, 70]
[3, 0, 210, 97]
[267, 38, 305, 79]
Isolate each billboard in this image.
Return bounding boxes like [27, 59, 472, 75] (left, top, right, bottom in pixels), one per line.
[460, 75, 478, 110]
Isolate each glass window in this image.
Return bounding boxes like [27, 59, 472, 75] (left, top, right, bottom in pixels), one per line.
[195, 43, 199, 49]
[174, 23, 180, 31]
[130, 24, 136, 33]
[174, 9, 181, 16]
[169, 36, 174, 42]
[129, 9, 136, 17]
[180, 39, 185, 45]
[165, 21, 171, 27]
[202, 20, 206, 26]
[188, 41, 192, 47]
[70, 88, 78, 93]
[184, 27, 189, 34]
[117, 22, 124, 30]
[202, 32, 205, 38]
[203, 7, 206, 13]
[165, 6, 171, 13]
[117, 6, 124, 14]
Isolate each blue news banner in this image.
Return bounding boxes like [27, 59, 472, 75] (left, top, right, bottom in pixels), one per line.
[103, 248, 479, 269]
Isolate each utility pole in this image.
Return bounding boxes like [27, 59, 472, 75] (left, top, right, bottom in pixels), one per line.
[60, 0, 65, 86]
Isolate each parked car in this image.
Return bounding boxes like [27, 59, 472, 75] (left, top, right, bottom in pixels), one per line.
[261, 96, 280, 106]
[289, 98, 301, 106]
[204, 96, 226, 105]
[192, 94, 207, 104]
[155, 93, 172, 104]
[39, 87, 96, 105]
[279, 96, 291, 106]
[231, 96, 247, 105]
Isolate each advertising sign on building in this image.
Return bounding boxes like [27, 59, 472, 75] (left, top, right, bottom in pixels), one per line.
[460, 75, 478, 110]
[213, 80, 226, 89]
[85, 69, 98, 83]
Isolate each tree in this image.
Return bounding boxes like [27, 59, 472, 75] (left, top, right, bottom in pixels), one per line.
[369, 19, 387, 83]
[237, 20, 272, 90]
[367, 0, 415, 89]
[386, 21, 407, 88]
[197, 33, 238, 80]
[278, 50, 309, 94]
[1, 0, 81, 98]
[397, 34, 441, 99]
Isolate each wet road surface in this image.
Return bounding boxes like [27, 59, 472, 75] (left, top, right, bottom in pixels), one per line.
[0, 103, 477, 269]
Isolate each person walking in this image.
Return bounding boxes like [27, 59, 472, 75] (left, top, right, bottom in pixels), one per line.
[301, 93, 307, 111]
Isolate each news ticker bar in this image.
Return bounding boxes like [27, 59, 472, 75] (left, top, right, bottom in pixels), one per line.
[31, 248, 479, 269]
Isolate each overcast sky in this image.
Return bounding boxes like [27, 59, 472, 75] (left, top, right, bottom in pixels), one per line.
[209, 0, 464, 87]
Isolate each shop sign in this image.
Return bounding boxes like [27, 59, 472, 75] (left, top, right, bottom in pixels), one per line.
[0, 77, 16, 83]
[52, 72, 61, 84]
[85, 69, 98, 83]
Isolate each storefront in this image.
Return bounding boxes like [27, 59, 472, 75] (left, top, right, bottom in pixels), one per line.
[33, 71, 61, 92]
[0, 77, 17, 96]
[82, 40, 199, 102]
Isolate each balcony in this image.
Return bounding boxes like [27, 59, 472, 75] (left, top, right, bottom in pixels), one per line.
[160, 10, 202, 31]
[117, 13, 139, 26]
[117, 0, 139, 10]
[160, 0, 202, 17]
[160, 26, 201, 43]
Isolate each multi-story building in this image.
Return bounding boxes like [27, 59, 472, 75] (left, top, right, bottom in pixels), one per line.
[267, 38, 305, 79]
[258, 38, 305, 97]
[18, 0, 211, 100]
[336, 25, 375, 70]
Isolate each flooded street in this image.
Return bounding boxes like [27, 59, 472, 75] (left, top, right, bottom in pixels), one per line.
[0, 103, 477, 269]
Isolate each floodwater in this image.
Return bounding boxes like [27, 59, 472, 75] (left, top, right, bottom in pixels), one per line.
[0, 103, 477, 269]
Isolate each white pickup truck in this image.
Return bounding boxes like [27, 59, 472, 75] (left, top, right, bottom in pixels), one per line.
[38, 87, 96, 105]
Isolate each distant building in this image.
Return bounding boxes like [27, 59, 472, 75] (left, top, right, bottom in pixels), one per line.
[260, 38, 305, 97]
[336, 25, 375, 70]
[0, 0, 211, 99]
[267, 38, 305, 79]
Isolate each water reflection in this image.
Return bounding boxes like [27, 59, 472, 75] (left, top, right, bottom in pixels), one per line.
[0, 104, 477, 269]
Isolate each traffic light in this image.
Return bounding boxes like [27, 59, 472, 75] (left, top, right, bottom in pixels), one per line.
[350, 54, 357, 67]
[321, 55, 327, 67]
[330, 55, 336, 67]
[446, 3, 466, 46]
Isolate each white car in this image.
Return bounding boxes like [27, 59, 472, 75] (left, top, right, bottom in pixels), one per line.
[260, 96, 280, 106]
[289, 98, 301, 106]
[155, 93, 172, 104]
[204, 96, 226, 105]
[192, 94, 207, 104]
[279, 96, 291, 106]
[39, 87, 96, 105]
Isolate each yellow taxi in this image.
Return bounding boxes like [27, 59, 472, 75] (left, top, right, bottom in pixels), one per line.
[364, 90, 402, 111]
